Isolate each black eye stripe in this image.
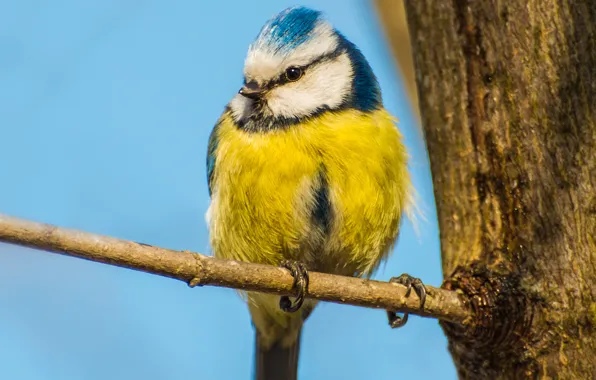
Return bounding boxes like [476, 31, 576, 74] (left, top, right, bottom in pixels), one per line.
[263, 47, 346, 88]
[307, 47, 344, 67]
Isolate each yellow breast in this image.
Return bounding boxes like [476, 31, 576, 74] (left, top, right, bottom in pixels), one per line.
[208, 108, 411, 277]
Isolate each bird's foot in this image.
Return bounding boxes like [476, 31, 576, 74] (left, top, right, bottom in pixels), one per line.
[279, 260, 309, 313]
[386, 273, 427, 329]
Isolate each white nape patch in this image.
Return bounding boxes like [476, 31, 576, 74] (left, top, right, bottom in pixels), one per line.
[244, 22, 339, 84]
[266, 52, 353, 119]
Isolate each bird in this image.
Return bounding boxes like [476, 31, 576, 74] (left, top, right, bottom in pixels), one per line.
[206, 6, 425, 380]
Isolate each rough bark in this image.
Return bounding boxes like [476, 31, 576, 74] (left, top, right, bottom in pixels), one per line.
[400, 1, 596, 378]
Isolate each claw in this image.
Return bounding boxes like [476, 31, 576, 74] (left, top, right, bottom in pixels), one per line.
[386, 273, 426, 329]
[279, 260, 309, 313]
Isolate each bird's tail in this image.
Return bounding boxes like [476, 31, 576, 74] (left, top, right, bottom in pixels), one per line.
[254, 327, 302, 380]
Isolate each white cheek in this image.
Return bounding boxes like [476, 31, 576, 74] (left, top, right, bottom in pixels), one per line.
[266, 53, 353, 119]
[229, 94, 252, 123]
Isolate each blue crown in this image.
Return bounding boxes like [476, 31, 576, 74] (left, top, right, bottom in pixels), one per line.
[253, 7, 323, 53]
[250, 6, 382, 112]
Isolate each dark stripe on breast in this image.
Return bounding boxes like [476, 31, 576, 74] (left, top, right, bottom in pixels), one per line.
[312, 165, 332, 235]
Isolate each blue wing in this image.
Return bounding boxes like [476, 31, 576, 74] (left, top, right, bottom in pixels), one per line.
[206, 123, 219, 197]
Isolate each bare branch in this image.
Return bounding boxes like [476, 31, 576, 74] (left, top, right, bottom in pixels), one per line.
[0, 213, 470, 323]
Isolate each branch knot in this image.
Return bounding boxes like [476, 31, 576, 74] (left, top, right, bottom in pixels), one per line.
[187, 251, 205, 288]
[440, 261, 533, 351]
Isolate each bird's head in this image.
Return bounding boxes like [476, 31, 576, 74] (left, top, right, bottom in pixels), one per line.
[229, 6, 382, 131]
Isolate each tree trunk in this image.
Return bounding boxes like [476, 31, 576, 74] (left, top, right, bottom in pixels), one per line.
[402, 1, 596, 378]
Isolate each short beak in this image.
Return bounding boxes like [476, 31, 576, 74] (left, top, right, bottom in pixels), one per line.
[238, 81, 265, 100]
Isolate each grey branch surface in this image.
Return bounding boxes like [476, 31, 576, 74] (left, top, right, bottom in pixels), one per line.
[0, 213, 470, 323]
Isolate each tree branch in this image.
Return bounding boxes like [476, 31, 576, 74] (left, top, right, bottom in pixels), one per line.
[0, 213, 470, 323]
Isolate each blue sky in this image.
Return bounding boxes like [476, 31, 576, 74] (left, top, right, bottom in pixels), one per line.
[0, 1, 455, 379]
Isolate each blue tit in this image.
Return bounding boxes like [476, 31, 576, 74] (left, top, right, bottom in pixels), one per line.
[206, 6, 424, 380]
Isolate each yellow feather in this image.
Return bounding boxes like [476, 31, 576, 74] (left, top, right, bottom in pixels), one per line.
[207, 107, 412, 338]
[209, 107, 411, 271]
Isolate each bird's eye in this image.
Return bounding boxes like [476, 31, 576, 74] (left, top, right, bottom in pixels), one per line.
[285, 67, 303, 82]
